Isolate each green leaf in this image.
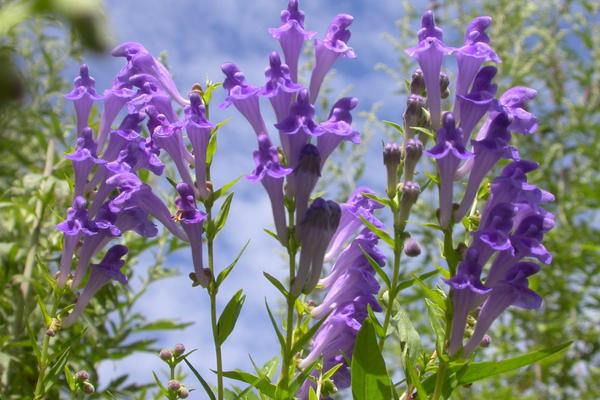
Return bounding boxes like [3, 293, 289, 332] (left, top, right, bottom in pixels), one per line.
[134, 319, 193, 332]
[43, 346, 71, 393]
[212, 175, 241, 200]
[264, 300, 286, 349]
[152, 371, 169, 396]
[217, 289, 246, 345]
[221, 370, 289, 399]
[263, 228, 280, 242]
[36, 295, 51, 326]
[184, 357, 217, 400]
[361, 191, 392, 208]
[291, 311, 331, 355]
[382, 120, 404, 135]
[421, 222, 443, 232]
[351, 319, 393, 400]
[409, 126, 434, 139]
[359, 244, 391, 289]
[205, 120, 229, 165]
[367, 304, 386, 338]
[424, 299, 446, 357]
[393, 309, 422, 365]
[404, 357, 427, 400]
[396, 270, 439, 292]
[359, 216, 394, 248]
[214, 192, 234, 234]
[217, 240, 250, 287]
[309, 386, 319, 400]
[263, 272, 288, 298]
[64, 366, 76, 392]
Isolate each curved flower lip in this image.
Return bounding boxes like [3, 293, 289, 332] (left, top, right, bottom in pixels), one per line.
[220, 63, 260, 103]
[184, 93, 214, 129]
[65, 128, 105, 163]
[274, 89, 319, 135]
[175, 183, 207, 225]
[445, 273, 491, 295]
[500, 86, 537, 108]
[268, 8, 316, 40]
[454, 41, 500, 62]
[426, 113, 473, 160]
[405, 35, 453, 58]
[65, 64, 103, 101]
[247, 135, 293, 182]
[260, 51, 303, 97]
[318, 14, 357, 57]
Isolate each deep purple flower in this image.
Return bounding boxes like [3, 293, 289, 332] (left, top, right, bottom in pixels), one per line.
[452, 17, 500, 106]
[221, 63, 267, 136]
[463, 262, 541, 355]
[97, 86, 136, 151]
[484, 86, 538, 136]
[65, 128, 105, 197]
[114, 206, 159, 238]
[456, 66, 498, 141]
[65, 64, 103, 136]
[269, 0, 316, 83]
[111, 42, 188, 106]
[316, 97, 361, 165]
[183, 93, 214, 199]
[405, 11, 452, 130]
[248, 134, 292, 244]
[152, 115, 195, 191]
[324, 187, 383, 262]
[274, 89, 318, 167]
[115, 138, 165, 176]
[127, 73, 177, 122]
[101, 112, 145, 163]
[63, 245, 129, 328]
[175, 183, 210, 287]
[106, 172, 188, 241]
[309, 14, 356, 104]
[56, 197, 97, 287]
[455, 112, 516, 223]
[445, 248, 490, 355]
[260, 51, 302, 123]
[288, 144, 321, 223]
[292, 198, 341, 296]
[469, 202, 515, 265]
[426, 113, 472, 227]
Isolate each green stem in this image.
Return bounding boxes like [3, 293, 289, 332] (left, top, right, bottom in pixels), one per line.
[280, 205, 297, 387]
[33, 292, 60, 399]
[431, 360, 447, 400]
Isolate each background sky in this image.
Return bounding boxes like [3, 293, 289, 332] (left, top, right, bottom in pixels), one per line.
[82, 0, 431, 392]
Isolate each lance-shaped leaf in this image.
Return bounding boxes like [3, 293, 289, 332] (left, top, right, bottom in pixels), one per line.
[217, 289, 246, 345]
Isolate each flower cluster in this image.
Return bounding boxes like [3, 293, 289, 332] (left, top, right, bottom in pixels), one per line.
[298, 188, 385, 397]
[58, 43, 215, 325]
[223, 0, 360, 292]
[404, 11, 552, 356]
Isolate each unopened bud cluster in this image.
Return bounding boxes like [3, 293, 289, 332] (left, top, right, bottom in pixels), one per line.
[75, 370, 94, 394]
[158, 344, 189, 398]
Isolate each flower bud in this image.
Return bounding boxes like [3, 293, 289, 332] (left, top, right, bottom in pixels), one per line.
[410, 69, 425, 95]
[82, 382, 95, 394]
[404, 138, 423, 181]
[398, 181, 420, 228]
[480, 335, 492, 348]
[403, 238, 421, 257]
[173, 343, 186, 356]
[404, 95, 428, 139]
[383, 143, 401, 198]
[75, 370, 90, 381]
[159, 348, 173, 361]
[178, 386, 190, 398]
[168, 380, 181, 391]
[440, 72, 450, 99]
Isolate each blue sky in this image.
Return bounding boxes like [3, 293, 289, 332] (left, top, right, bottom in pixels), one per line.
[83, 0, 427, 392]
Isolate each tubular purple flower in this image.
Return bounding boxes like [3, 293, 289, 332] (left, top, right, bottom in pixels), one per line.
[324, 187, 384, 262]
[292, 198, 341, 296]
[127, 73, 177, 122]
[463, 262, 541, 356]
[405, 11, 452, 130]
[469, 202, 515, 265]
[274, 89, 317, 167]
[114, 207, 159, 238]
[175, 183, 209, 287]
[56, 197, 97, 287]
[111, 42, 188, 106]
[483, 86, 538, 137]
[260, 51, 302, 123]
[445, 248, 490, 355]
[101, 112, 145, 163]
[426, 113, 472, 227]
[106, 172, 188, 241]
[221, 63, 267, 136]
[152, 115, 195, 191]
[65, 64, 103, 136]
[316, 97, 361, 166]
[455, 112, 516, 223]
[269, 0, 316, 83]
[289, 144, 321, 223]
[66, 128, 105, 197]
[309, 14, 356, 104]
[117, 138, 165, 176]
[63, 245, 129, 328]
[72, 203, 121, 288]
[456, 66, 498, 141]
[184, 93, 214, 199]
[247, 134, 292, 245]
[453, 16, 500, 110]
[97, 86, 136, 151]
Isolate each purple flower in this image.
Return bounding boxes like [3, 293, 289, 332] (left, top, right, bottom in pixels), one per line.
[455, 112, 516, 223]
[56, 197, 97, 287]
[274, 89, 317, 167]
[101, 112, 145, 163]
[309, 14, 356, 104]
[288, 144, 321, 223]
[63, 245, 129, 328]
[463, 262, 541, 355]
[221, 63, 267, 136]
[316, 97, 361, 166]
[489, 86, 538, 136]
[183, 93, 214, 199]
[65, 64, 103, 136]
[106, 172, 188, 241]
[97, 86, 136, 152]
[426, 113, 472, 228]
[324, 187, 383, 262]
[260, 51, 302, 123]
[405, 11, 452, 130]
[247, 134, 292, 245]
[175, 183, 210, 287]
[111, 42, 188, 106]
[456, 66, 498, 142]
[152, 115, 195, 191]
[469, 202, 515, 265]
[114, 207, 159, 238]
[452, 17, 500, 105]
[115, 138, 165, 176]
[269, 0, 316, 83]
[292, 198, 341, 296]
[445, 248, 490, 355]
[65, 128, 105, 197]
[127, 73, 177, 122]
